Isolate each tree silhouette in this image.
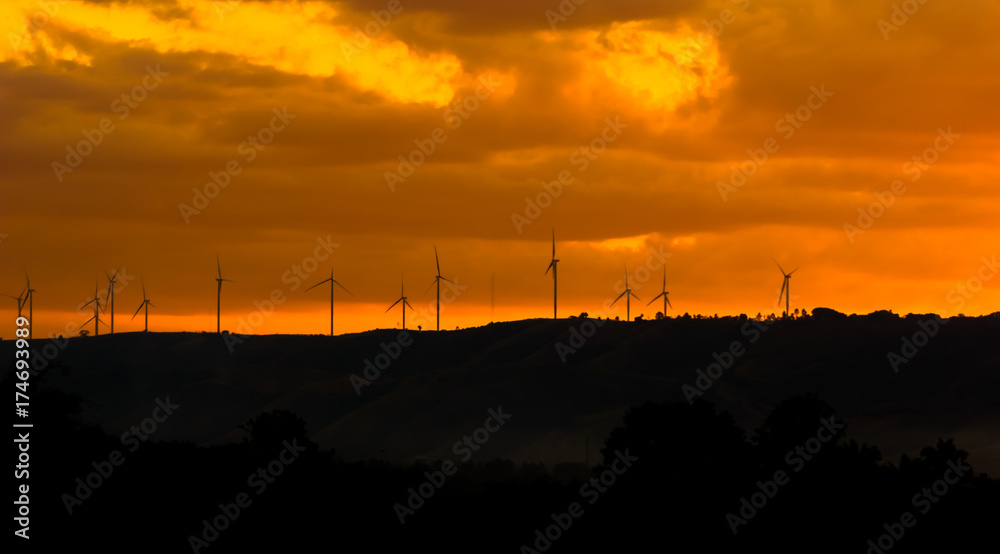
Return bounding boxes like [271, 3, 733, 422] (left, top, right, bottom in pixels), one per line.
[240, 409, 320, 457]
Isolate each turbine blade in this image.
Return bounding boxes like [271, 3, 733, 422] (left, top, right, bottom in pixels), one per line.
[545, 261, 554, 276]
[789, 267, 799, 275]
[332, 280, 353, 295]
[404, 299, 413, 310]
[666, 296, 673, 308]
[424, 279, 438, 295]
[647, 293, 662, 306]
[132, 303, 144, 320]
[434, 246, 440, 275]
[305, 278, 331, 292]
[629, 291, 641, 300]
[611, 291, 627, 305]
[386, 298, 402, 312]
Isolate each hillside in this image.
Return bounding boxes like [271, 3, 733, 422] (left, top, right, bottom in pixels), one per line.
[6, 312, 1000, 475]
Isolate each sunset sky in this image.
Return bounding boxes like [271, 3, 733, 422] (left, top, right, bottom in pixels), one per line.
[2, 0, 999, 338]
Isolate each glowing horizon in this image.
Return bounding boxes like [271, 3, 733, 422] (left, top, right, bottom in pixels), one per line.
[3, 0, 999, 340]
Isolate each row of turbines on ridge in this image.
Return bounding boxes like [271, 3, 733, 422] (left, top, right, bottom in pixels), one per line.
[5, 230, 800, 337]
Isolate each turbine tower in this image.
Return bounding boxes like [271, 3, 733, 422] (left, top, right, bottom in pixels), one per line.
[386, 273, 413, 330]
[216, 255, 234, 333]
[106, 269, 118, 334]
[306, 265, 352, 336]
[647, 266, 672, 318]
[81, 281, 105, 336]
[611, 265, 641, 321]
[545, 229, 558, 319]
[424, 246, 453, 331]
[775, 260, 798, 319]
[131, 279, 153, 332]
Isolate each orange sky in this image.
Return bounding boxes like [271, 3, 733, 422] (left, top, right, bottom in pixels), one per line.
[2, 0, 999, 339]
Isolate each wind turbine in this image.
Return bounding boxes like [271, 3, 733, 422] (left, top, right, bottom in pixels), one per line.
[611, 265, 641, 321]
[4, 286, 26, 319]
[105, 269, 118, 334]
[424, 246, 453, 331]
[386, 273, 413, 330]
[647, 266, 672, 318]
[131, 279, 153, 332]
[216, 255, 234, 333]
[24, 272, 34, 339]
[81, 281, 105, 336]
[544, 229, 558, 319]
[775, 260, 798, 319]
[305, 265, 352, 336]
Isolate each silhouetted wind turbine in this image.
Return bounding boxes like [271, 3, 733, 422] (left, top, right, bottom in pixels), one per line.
[424, 246, 453, 331]
[647, 266, 672, 318]
[4, 286, 26, 319]
[306, 266, 352, 336]
[216, 255, 233, 333]
[545, 229, 558, 319]
[775, 260, 798, 319]
[105, 269, 118, 334]
[81, 281, 105, 336]
[131, 279, 153, 332]
[386, 273, 413, 330]
[24, 272, 34, 339]
[611, 265, 641, 321]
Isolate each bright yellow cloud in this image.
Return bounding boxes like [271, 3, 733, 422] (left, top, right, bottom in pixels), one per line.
[1, 0, 465, 106]
[573, 21, 734, 124]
